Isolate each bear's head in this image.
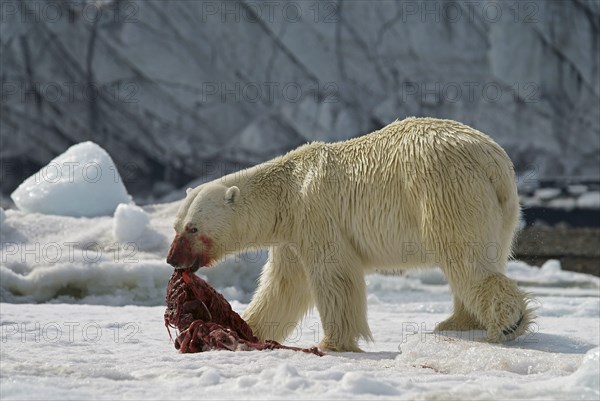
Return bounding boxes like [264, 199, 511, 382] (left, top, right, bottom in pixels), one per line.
[167, 183, 240, 271]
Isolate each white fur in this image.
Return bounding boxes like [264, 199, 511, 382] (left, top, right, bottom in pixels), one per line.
[172, 117, 532, 352]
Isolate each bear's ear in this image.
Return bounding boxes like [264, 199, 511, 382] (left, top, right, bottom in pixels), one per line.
[224, 186, 240, 206]
[186, 187, 193, 195]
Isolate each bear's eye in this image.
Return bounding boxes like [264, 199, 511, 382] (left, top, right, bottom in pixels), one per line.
[190, 227, 198, 234]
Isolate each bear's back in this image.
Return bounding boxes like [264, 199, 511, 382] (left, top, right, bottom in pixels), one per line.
[301, 117, 517, 264]
[341, 117, 500, 153]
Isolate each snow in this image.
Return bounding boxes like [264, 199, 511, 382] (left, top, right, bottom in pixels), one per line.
[547, 197, 577, 210]
[577, 191, 600, 209]
[520, 186, 600, 211]
[1, 202, 599, 400]
[10, 142, 131, 217]
[508, 259, 600, 289]
[112, 203, 150, 243]
[534, 188, 562, 201]
[0, 202, 262, 305]
[1, 289, 598, 400]
[568, 184, 589, 196]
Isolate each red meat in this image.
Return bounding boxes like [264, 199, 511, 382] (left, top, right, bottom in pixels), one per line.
[164, 269, 323, 356]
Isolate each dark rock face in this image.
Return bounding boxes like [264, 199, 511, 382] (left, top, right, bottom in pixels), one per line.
[515, 227, 600, 276]
[2, 0, 598, 199]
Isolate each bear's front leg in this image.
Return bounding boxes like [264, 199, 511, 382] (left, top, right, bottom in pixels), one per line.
[304, 245, 373, 352]
[243, 246, 313, 343]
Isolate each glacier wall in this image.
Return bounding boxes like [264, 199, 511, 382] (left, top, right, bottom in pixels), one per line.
[1, 0, 598, 199]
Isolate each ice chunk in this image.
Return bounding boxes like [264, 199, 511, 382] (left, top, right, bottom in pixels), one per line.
[540, 259, 562, 273]
[567, 184, 588, 196]
[113, 203, 150, 243]
[507, 260, 600, 289]
[577, 191, 600, 209]
[10, 142, 131, 217]
[534, 187, 561, 201]
[519, 195, 542, 207]
[547, 197, 576, 210]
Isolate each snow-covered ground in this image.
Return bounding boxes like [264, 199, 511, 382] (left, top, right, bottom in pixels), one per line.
[1, 143, 599, 400]
[1, 292, 599, 401]
[1, 203, 599, 400]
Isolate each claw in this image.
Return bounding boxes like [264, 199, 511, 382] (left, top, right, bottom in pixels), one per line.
[502, 314, 524, 336]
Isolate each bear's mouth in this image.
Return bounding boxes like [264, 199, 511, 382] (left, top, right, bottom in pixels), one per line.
[174, 257, 201, 272]
[189, 257, 201, 272]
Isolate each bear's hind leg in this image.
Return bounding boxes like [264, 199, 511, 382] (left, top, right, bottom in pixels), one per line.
[242, 246, 313, 343]
[444, 264, 533, 343]
[470, 273, 533, 342]
[435, 296, 485, 332]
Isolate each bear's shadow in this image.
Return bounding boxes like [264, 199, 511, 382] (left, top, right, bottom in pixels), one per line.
[435, 330, 596, 355]
[504, 332, 597, 354]
[334, 332, 595, 358]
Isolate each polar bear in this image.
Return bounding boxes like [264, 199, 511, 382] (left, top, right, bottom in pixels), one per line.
[167, 117, 532, 352]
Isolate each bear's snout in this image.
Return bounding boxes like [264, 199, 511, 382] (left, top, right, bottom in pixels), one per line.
[167, 235, 194, 269]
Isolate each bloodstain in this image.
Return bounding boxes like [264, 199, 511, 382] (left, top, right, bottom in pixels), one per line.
[167, 233, 212, 269]
[167, 234, 194, 268]
[415, 364, 441, 373]
[198, 235, 213, 267]
[164, 269, 323, 356]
